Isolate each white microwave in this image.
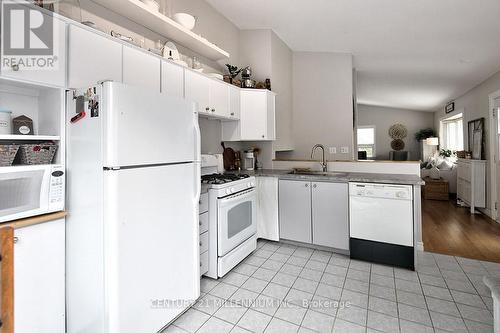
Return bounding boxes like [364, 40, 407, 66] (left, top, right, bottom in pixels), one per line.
[0, 164, 65, 223]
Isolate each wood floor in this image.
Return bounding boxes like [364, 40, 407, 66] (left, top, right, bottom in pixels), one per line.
[422, 198, 500, 262]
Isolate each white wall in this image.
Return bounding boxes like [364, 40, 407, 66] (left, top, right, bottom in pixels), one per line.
[434, 69, 500, 213]
[358, 104, 435, 161]
[277, 52, 354, 160]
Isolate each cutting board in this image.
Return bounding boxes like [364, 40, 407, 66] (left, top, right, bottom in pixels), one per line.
[221, 142, 235, 171]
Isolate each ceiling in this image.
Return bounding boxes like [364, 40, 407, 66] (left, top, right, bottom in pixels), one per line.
[205, 0, 500, 111]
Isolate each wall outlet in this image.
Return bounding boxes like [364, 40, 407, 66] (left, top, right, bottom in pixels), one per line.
[340, 146, 349, 154]
[329, 147, 337, 154]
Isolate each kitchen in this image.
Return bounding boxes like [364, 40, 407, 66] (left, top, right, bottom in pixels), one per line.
[0, 1, 497, 333]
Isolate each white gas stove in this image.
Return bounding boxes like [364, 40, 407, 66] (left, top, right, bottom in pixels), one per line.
[201, 155, 257, 278]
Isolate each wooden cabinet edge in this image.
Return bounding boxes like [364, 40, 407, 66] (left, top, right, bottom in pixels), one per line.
[0, 226, 14, 333]
[1, 212, 67, 230]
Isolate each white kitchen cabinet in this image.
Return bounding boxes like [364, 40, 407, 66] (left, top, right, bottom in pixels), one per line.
[68, 24, 122, 88]
[14, 219, 65, 333]
[457, 158, 486, 213]
[209, 79, 230, 117]
[229, 85, 241, 119]
[279, 180, 312, 243]
[1, 13, 66, 87]
[123, 45, 161, 91]
[311, 182, 349, 250]
[257, 177, 279, 241]
[161, 60, 184, 97]
[185, 69, 210, 114]
[222, 89, 276, 141]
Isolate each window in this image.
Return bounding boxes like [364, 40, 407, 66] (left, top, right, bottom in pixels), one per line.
[440, 113, 464, 151]
[357, 126, 376, 158]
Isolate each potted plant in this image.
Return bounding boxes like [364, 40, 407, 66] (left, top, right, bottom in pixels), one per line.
[224, 64, 242, 84]
[415, 128, 436, 141]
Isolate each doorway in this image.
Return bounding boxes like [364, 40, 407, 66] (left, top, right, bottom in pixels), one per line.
[489, 90, 500, 222]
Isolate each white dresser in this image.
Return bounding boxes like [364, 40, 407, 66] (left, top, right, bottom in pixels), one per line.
[457, 159, 486, 213]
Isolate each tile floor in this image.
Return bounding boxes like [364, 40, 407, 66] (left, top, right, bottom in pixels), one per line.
[166, 240, 498, 333]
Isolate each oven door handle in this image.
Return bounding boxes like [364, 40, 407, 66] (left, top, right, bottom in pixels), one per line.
[219, 189, 256, 206]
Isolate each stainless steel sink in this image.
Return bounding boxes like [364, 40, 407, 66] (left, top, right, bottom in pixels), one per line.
[287, 170, 347, 177]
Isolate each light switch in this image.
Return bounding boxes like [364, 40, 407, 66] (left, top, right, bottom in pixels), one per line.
[340, 146, 349, 154]
[329, 147, 337, 154]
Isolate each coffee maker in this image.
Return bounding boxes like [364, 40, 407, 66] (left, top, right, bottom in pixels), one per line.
[241, 67, 256, 88]
[242, 150, 255, 170]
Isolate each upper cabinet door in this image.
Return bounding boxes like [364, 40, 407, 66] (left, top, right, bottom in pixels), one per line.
[184, 70, 210, 114]
[311, 182, 349, 250]
[161, 60, 184, 98]
[1, 14, 66, 87]
[240, 90, 268, 140]
[229, 86, 240, 120]
[209, 79, 230, 118]
[266, 92, 276, 140]
[68, 25, 122, 88]
[123, 46, 161, 91]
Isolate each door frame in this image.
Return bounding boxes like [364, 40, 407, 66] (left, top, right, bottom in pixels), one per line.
[488, 89, 500, 222]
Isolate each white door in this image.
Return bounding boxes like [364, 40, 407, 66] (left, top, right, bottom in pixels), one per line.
[278, 180, 312, 243]
[104, 163, 200, 333]
[229, 86, 241, 119]
[494, 97, 500, 221]
[123, 46, 161, 91]
[240, 90, 267, 140]
[161, 60, 184, 97]
[256, 177, 279, 241]
[209, 79, 230, 117]
[101, 82, 199, 167]
[68, 25, 122, 88]
[312, 182, 349, 250]
[217, 189, 257, 256]
[14, 219, 65, 333]
[185, 70, 210, 114]
[1, 14, 66, 87]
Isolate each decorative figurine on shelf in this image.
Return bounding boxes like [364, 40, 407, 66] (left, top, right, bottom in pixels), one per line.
[12, 115, 34, 135]
[224, 64, 243, 84]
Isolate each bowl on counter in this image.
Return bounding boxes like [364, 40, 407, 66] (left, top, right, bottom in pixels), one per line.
[173, 13, 196, 30]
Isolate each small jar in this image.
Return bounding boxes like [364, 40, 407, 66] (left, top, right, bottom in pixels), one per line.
[0, 110, 12, 135]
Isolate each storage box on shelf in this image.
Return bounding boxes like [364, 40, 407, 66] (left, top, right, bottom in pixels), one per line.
[222, 89, 276, 141]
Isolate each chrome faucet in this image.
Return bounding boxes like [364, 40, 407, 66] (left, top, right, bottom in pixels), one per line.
[311, 144, 327, 172]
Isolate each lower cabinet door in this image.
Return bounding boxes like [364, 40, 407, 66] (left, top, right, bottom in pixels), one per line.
[278, 180, 312, 243]
[14, 219, 65, 333]
[311, 182, 349, 250]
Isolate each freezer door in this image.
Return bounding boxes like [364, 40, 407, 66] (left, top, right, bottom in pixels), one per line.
[103, 163, 200, 333]
[102, 82, 199, 167]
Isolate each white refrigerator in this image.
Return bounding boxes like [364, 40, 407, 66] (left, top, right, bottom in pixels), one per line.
[66, 82, 201, 333]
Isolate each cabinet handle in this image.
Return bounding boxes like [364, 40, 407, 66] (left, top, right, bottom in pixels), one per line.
[12, 64, 19, 71]
[230, 112, 234, 116]
[199, 241, 203, 246]
[199, 221, 202, 226]
[200, 262, 202, 267]
[305, 183, 309, 187]
[205, 107, 210, 111]
[13, 236, 19, 243]
[262, 135, 265, 138]
[211, 108, 215, 112]
[313, 184, 317, 188]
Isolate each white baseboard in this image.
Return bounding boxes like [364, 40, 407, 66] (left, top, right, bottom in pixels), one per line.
[416, 242, 424, 252]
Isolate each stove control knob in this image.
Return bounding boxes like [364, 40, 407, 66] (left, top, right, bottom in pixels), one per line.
[247, 182, 253, 187]
[230, 188, 235, 193]
[225, 189, 231, 195]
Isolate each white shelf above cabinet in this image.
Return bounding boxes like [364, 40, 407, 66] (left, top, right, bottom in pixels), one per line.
[91, 0, 230, 61]
[0, 135, 60, 141]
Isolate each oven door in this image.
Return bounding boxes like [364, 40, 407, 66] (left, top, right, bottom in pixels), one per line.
[217, 189, 257, 257]
[0, 166, 50, 222]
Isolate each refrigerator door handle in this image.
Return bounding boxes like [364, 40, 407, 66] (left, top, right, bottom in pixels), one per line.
[193, 107, 201, 163]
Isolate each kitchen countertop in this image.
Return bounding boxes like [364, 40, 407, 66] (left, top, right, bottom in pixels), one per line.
[226, 169, 425, 185]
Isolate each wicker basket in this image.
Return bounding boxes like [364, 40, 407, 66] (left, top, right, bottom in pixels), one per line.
[0, 144, 20, 166]
[18, 143, 57, 165]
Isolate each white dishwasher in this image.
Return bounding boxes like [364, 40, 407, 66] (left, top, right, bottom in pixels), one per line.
[349, 182, 414, 270]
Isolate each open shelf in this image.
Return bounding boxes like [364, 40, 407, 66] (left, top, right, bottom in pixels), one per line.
[91, 0, 230, 61]
[0, 135, 60, 141]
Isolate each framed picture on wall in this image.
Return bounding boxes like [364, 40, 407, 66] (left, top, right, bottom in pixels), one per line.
[445, 102, 455, 113]
[468, 118, 485, 160]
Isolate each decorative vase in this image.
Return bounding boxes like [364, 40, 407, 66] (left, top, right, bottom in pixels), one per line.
[430, 165, 440, 180]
